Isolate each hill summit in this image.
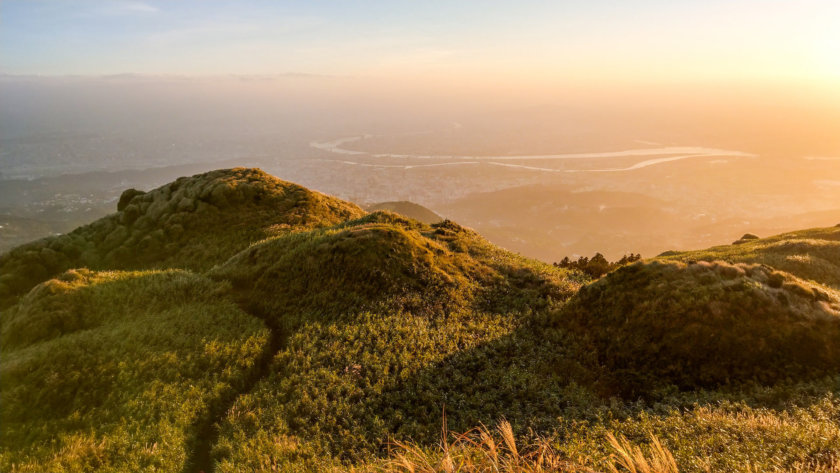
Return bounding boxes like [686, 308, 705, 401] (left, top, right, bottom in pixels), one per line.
[0, 168, 364, 307]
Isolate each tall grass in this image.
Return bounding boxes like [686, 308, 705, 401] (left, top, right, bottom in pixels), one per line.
[352, 420, 839, 473]
[606, 433, 677, 473]
[350, 421, 679, 473]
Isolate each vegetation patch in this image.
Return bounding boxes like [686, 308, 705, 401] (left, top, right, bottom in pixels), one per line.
[556, 260, 840, 397]
[210, 211, 577, 328]
[555, 252, 642, 279]
[0, 269, 270, 472]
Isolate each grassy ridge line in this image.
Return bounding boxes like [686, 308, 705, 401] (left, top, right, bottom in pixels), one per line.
[658, 226, 840, 289]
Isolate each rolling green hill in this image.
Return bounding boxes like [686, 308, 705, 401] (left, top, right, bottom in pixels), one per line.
[557, 260, 840, 398]
[1, 168, 839, 473]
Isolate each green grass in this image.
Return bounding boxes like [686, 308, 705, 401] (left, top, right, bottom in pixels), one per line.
[0, 269, 270, 472]
[207, 212, 582, 471]
[344, 387, 840, 473]
[0, 168, 364, 309]
[210, 212, 577, 327]
[1, 169, 839, 473]
[554, 260, 840, 397]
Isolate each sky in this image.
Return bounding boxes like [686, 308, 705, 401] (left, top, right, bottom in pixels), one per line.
[1, 0, 839, 89]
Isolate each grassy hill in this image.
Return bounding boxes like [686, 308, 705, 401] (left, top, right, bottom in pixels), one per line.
[557, 260, 840, 398]
[1, 168, 839, 472]
[206, 212, 581, 470]
[0, 168, 364, 309]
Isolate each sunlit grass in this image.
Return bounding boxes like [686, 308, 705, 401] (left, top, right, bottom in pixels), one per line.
[347, 413, 840, 473]
[2, 170, 839, 473]
[0, 269, 270, 472]
[658, 226, 840, 289]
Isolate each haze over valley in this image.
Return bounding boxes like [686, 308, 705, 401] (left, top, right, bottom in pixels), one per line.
[2, 74, 839, 259]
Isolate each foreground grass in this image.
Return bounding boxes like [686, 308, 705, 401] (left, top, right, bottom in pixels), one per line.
[361, 425, 681, 473]
[0, 269, 270, 472]
[348, 397, 840, 473]
[560, 387, 840, 473]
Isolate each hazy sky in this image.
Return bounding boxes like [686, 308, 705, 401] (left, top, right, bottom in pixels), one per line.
[1, 0, 839, 86]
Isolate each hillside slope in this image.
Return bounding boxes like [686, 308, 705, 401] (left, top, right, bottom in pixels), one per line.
[207, 212, 581, 469]
[556, 260, 840, 397]
[1, 169, 839, 473]
[0, 168, 364, 308]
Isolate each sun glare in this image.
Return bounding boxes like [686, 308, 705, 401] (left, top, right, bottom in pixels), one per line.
[820, 36, 840, 77]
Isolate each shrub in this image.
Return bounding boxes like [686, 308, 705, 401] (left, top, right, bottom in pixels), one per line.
[555, 253, 642, 279]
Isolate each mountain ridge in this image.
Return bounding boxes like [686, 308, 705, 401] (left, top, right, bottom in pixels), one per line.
[0, 167, 364, 308]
